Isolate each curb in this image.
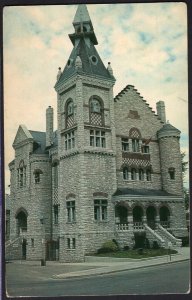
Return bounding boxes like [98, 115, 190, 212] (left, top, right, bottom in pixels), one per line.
[52, 258, 189, 280]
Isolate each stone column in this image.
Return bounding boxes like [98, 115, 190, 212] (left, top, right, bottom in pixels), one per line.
[128, 210, 133, 231]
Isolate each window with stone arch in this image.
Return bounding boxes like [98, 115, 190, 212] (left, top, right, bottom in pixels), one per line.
[17, 160, 26, 188]
[33, 169, 43, 184]
[65, 98, 75, 128]
[129, 128, 141, 153]
[89, 96, 104, 126]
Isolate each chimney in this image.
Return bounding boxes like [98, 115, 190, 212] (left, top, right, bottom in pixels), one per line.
[156, 101, 166, 123]
[46, 106, 53, 148]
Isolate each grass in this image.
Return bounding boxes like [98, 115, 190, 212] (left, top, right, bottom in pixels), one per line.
[90, 248, 178, 259]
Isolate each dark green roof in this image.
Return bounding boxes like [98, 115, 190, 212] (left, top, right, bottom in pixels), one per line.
[158, 123, 180, 133]
[55, 37, 115, 88]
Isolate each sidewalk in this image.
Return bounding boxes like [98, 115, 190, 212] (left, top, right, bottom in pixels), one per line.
[52, 247, 190, 279]
[9, 247, 190, 280]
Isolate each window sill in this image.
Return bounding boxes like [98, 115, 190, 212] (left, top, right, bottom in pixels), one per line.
[66, 221, 76, 224]
[94, 220, 108, 223]
[66, 248, 76, 251]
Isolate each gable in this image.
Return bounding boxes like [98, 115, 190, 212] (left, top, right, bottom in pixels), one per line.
[13, 124, 33, 148]
[114, 85, 164, 139]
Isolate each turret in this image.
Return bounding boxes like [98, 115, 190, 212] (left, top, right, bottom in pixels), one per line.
[157, 121, 183, 195]
[46, 106, 53, 148]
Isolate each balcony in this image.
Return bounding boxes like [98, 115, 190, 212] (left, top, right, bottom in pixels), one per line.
[160, 221, 170, 229]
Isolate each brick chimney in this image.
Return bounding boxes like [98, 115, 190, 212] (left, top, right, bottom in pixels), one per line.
[46, 106, 53, 148]
[156, 101, 166, 123]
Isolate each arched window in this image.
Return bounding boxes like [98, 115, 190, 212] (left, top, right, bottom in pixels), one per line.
[67, 101, 74, 116]
[146, 169, 152, 181]
[65, 99, 74, 128]
[131, 168, 137, 180]
[33, 169, 43, 184]
[123, 167, 129, 180]
[139, 169, 144, 181]
[17, 161, 26, 188]
[89, 96, 104, 126]
[91, 98, 101, 113]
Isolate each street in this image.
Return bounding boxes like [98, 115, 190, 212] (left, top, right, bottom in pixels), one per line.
[6, 260, 190, 297]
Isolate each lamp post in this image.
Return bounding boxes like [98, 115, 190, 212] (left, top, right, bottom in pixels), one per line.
[40, 215, 46, 266]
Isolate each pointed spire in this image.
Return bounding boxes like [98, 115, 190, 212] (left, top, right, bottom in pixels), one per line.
[73, 4, 91, 24]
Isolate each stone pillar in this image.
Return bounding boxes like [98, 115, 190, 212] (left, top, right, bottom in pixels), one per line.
[128, 210, 133, 231]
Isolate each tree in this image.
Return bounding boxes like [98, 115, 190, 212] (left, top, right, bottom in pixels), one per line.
[181, 152, 188, 179]
[181, 152, 189, 210]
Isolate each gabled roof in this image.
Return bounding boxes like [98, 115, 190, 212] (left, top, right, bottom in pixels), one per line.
[13, 124, 33, 147]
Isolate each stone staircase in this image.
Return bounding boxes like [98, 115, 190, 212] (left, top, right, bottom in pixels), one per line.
[5, 236, 22, 260]
[155, 224, 182, 247]
[145, 223, 182, 248]
[144, 224, 166, 248]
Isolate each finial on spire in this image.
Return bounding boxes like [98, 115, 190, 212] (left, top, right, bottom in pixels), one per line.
[107, 62, 113, 75]
[57, 67, 62, 81]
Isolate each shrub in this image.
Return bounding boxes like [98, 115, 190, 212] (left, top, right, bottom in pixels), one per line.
[112, 239, 119, 247]
[123, 245, 130, 251]
[152, 241, 160, 249]
[97, 240, 119, 254]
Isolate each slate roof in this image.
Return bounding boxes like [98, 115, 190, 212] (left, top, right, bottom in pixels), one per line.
[157, 122, 180, 134]
[55, 38, 114, 86]
[29, 131, 46, 154]
[113, 188, 175, 197]
[29, 130, 58, 154]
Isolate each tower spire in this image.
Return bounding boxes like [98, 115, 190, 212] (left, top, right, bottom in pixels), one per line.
[73, 4, 91, 24]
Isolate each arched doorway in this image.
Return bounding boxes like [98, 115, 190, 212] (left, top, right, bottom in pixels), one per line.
[146, 206, 156, 229]
[16, 209, 28, 235]
[115, 205, 128, 224]
[160, 206, 170, 228]
[133, 206, 143, 223]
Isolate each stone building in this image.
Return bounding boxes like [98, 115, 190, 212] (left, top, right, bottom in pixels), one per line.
[6, 4, 188, 262]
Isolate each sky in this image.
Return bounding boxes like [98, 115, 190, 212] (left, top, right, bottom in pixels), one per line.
[3, 3, 188, 193]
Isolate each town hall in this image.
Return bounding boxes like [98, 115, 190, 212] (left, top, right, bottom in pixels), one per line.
[6, 4, 188, 262]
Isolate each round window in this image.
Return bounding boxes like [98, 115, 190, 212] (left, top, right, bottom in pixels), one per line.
[91, 56, 98, 64]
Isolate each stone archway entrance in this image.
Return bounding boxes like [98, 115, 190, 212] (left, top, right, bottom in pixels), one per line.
[160, 206, 170, 228]
[115, 205, 128, 224]
[133, 206, 143, 222]
[146, 206, 156, 229]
